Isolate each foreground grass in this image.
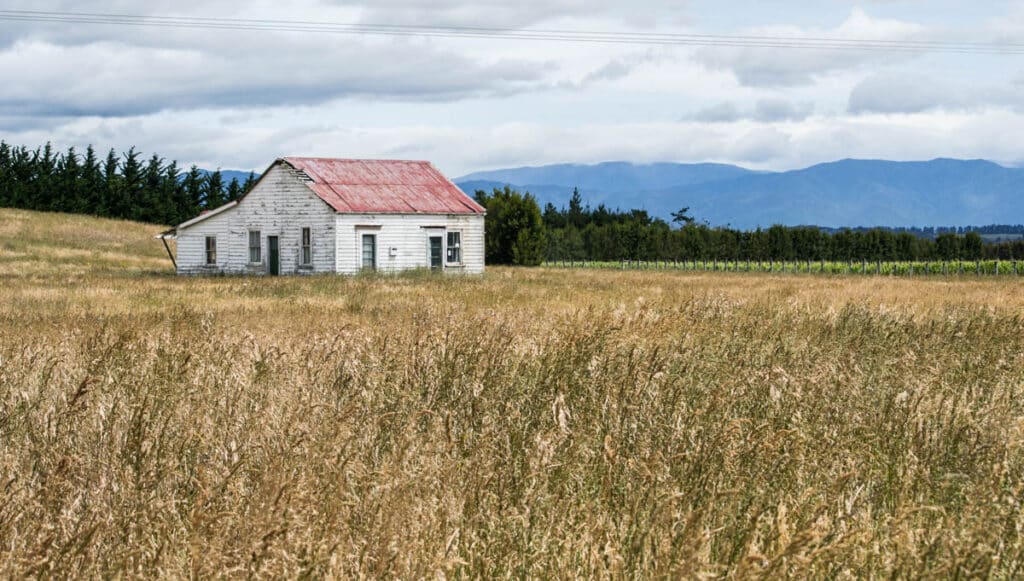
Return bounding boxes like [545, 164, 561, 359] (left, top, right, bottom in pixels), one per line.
[2, 209, 1024, 577]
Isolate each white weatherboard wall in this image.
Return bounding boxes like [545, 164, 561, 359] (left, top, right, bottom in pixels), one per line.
[335, 213, 485, 274]
[176, 164, 336, 275]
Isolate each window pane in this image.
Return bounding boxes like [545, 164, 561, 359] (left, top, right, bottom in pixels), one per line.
[249, 231, 261, 263]
[447, 232, 461, 263]
[301, 228, 311, 265]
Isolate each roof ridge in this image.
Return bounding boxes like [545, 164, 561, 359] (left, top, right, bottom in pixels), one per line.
[283, 156, 432, 164]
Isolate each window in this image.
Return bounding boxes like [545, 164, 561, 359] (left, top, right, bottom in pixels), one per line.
[301, 227, 312, 266]
[249, 231, 261, 263]
[446, 231, 461, 264]
[205, 236, 217, 265]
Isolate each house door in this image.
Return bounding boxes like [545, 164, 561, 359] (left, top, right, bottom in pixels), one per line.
[361, 234, 377, 270]
[429, 236, 443, 270]
[267, 236, 280, 276]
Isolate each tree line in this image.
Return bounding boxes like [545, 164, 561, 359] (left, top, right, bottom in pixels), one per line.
[1, 142, 1020, 265]
[475, 187, 1024, 266]
[0, 142, 256, 226]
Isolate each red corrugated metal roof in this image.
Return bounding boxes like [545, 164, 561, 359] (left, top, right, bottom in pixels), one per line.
[281, 157, 485, 215]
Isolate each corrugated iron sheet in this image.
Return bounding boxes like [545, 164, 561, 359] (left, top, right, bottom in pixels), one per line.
[282, 157, 485, 215]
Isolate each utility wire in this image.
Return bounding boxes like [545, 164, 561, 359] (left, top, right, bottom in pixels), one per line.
[1, 9, 1022, 54]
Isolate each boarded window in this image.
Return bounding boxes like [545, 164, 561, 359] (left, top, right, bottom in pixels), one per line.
[447, 231, 461, 264]
[301, 227, 312, 266]
[205, 236, 217, 265]
[249, 231, 261, 263]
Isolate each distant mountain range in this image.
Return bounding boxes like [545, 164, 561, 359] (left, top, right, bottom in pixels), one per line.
[197, 169, 256, 185]
[456, 159, 1024, 229]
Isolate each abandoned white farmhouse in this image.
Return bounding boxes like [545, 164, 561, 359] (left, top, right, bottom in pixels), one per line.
[160, 157, 486, 275]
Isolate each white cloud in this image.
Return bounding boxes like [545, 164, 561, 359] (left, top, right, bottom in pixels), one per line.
[693, 9, 926, 87]
[0, 36, 552, 117]
[0, 0, 1019, 178]
[9, 107, 1024, 177]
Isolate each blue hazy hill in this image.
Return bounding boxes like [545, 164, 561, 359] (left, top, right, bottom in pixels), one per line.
[456, 158, 1024, 229]
[197, 169, 257, 185]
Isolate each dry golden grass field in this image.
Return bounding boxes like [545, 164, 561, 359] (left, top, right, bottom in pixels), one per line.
[2, 207, 1024, 578]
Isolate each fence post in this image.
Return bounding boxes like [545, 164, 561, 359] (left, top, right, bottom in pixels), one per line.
[976, 261, 981, 275]
[1015, 260, 1018, 276]
[996, 260, 1000, 276]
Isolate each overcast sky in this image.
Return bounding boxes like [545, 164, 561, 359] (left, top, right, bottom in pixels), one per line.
[1, 1, 1022, 176]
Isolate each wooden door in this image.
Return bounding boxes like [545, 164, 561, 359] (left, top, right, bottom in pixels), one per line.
[361, 234, 377, 271]
[267, 236, 280, 276]
[429, 236, 443, 270]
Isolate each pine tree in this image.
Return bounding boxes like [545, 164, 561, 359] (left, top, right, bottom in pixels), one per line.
[101, 149, 120, 218]
[0, 141, 10, 207]
[30, 143, 56, 211]
[181, 165, 205, 220]
[242, 172, 257, 194]
[161, 160, 183, 225]
[9, 146, 32, 208]
[226, 178, 242, 202]
[567, 187, 586, 228]
[138, 154, 164, 223]
[56, 146, 81, 213]
[80, 145, 104, 216]
[203, 170, 225, 209]
[112, 148, 142, 220]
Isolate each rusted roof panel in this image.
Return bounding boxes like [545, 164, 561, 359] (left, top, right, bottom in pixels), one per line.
[282, 157, 485, 215]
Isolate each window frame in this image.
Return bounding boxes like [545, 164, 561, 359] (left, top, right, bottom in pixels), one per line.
[205, 236, 217, 265]
[300, 227, 312, 267]
[248, 230, 262, 264]
[446, 231, 462, 265]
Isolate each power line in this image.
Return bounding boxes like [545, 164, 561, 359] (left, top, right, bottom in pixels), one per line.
[1, 9, 1022, 55]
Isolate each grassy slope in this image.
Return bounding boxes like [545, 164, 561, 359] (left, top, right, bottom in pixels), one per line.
[0, 208, 173, 277]
[1, 209, 1024, 577]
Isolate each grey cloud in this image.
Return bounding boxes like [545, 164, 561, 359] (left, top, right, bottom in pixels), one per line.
[848, 72, 955, 114]
[579, 51, 668, 85]
[688, 102, 742, 122]
[0, 36, 551, 118]
[345, 0, 690, 28]
[583, 59, 635, 84]
[0, 1, 573, 121]
[695, 47, 878, 87]
[844, 72, 1024, 115]
[687, 99, 813, 123]
[753, 98, 814, 122]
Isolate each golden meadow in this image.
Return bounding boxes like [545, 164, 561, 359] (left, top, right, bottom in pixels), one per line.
[1, 208, 1023, 578]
